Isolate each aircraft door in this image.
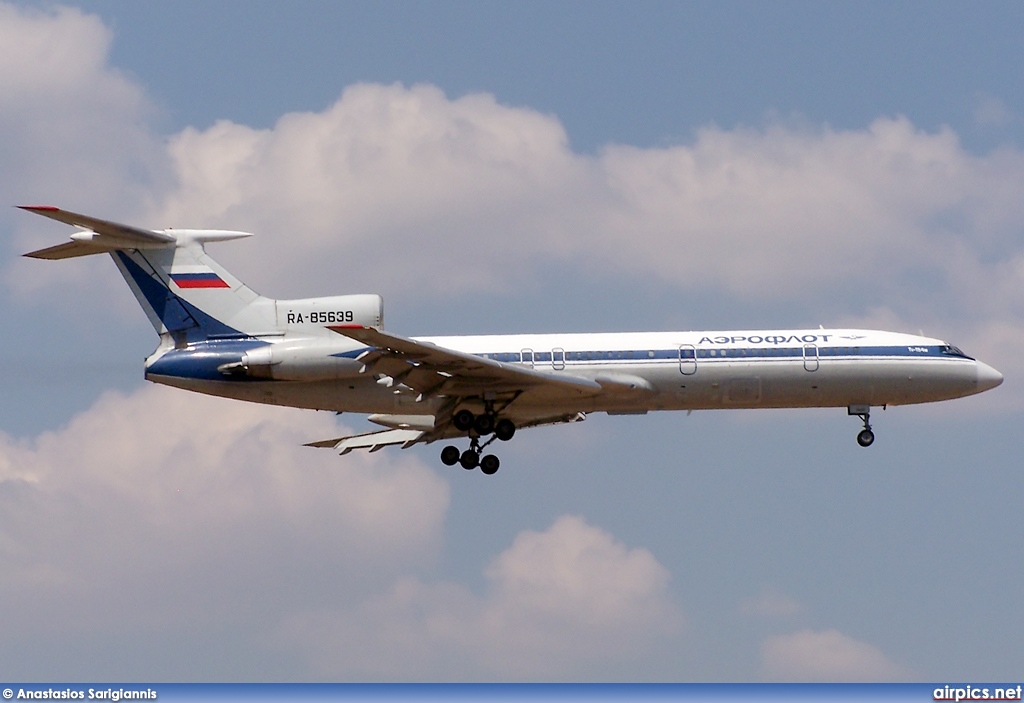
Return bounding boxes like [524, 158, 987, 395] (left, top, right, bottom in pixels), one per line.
[803, 344, 819, 371]
[552, 347, 565, 370]
[521, 348, 535, 368]
[679, 344, 696, 375]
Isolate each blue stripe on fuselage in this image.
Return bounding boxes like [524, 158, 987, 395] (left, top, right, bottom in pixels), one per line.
[145, 339, 270, 381]
[472, 345, 971, 364]
[330, 348, 370, 359]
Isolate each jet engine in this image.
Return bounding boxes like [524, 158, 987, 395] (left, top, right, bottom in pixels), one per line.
[238, 338, 366, 381]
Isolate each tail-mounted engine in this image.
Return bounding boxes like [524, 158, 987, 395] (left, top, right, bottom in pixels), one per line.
[236, 338, 366, 381]
[227, 293, 382, 381]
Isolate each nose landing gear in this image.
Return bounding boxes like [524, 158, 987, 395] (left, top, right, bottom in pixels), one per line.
[441, 408, 515, 474]
[848, 404, 875, 447]
[857, 428, 875, 447]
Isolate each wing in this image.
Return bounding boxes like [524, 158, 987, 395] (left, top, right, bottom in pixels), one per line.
[306, 412, 588, 455]
[328, 325, 603, 401]
[304, 325, 601, 455]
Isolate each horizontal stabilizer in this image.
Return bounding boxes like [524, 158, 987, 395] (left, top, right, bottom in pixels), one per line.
[305, 428, 425, 455]
[20, 206, 254, 259]
[18, 204, 174, 248]
[22, 240, 113, 260]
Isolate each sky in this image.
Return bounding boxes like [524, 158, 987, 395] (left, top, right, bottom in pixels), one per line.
[1, 0, 1022, 682]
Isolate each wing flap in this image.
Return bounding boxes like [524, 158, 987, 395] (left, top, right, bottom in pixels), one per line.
[305, 428, 425, 454]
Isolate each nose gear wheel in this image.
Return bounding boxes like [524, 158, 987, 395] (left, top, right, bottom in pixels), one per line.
[848, 405, 875, 447]
[857, 429, 875, 447]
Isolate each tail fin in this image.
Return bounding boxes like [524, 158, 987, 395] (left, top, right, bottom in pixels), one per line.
[21, 206, 278, 343]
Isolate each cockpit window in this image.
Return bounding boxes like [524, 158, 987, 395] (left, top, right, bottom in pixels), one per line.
[941, 344, 974, 360]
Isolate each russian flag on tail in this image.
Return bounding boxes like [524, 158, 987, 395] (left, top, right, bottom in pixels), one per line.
[170, 271, 230, 289]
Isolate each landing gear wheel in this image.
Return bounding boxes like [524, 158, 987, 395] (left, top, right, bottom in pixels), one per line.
[460, 449, 479, 470]
[440, 445, 461, 466]
[848, 405, 875, 448]
[495, 418, 516, 441]
[453, 410, 475, 432]
[480, 454, 500, 475]
[474, 413, 495, 435]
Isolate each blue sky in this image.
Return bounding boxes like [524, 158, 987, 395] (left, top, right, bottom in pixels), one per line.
[1, 1, 1022, 681]
[84, 1, 1024, 153]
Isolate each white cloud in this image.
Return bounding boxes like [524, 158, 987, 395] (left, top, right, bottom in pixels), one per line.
[152, 83, 586, 298]
[0, 383, 450, 677]
[0, 384, 681, 679]
[0, 2, 167, 312]
[0, 384, 448, 556]
[148, 91, 1024, 310]
[139, 85, 1024, 397]
[761, 628, 909, 681]
[595, 118, 1022, 295]
[279, 515, 682, 679]
[0, 3, 165, 211]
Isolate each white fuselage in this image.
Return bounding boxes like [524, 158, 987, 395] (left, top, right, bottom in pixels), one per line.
[149, 328, 1003, 421]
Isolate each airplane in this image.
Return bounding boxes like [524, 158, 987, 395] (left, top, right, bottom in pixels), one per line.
[20, 206, 1003, 475]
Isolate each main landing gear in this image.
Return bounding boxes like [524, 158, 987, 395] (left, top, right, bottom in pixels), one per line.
[848, 404, 875, 447]
[440, 409, 516, 475]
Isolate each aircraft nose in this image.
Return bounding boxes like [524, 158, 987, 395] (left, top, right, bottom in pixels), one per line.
[976, 361, 1004, 392]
